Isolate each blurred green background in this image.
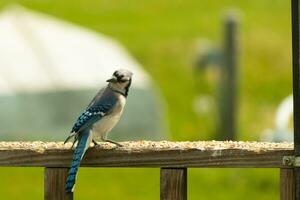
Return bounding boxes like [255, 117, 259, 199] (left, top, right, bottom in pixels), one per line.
[0, 0, 291, 199]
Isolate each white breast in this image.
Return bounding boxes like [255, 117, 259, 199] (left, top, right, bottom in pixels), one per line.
[92, 95, 126, 139]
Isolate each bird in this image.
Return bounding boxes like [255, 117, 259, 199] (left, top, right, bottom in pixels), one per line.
[64, 69, 133, 193]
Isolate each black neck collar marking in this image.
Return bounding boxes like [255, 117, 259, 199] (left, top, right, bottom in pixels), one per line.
[109, 86, 127, 97]
[124, 79, 131, 97]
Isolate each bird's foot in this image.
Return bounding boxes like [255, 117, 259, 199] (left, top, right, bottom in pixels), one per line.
[93, 139, 122, 148]
[92, 139, 99, 147]
[104, 139, 123, 147]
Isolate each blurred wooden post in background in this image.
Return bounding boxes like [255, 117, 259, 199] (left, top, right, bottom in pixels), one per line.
[160, 168, 187, 200]
[44, 168, 73, 200]
[292, 0, 300, 199]
[218, 12, 239, 140]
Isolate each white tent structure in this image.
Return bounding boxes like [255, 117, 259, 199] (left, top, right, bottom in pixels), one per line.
[0, 6, 166, 141]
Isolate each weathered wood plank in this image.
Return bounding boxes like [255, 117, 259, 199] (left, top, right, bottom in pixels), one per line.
[0, 141, 293, 168]
[44, 168, 73, 200]
[160, 168, 187, 200]
[280, 168, 295, 200]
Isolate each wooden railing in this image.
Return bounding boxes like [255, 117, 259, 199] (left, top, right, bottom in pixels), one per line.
[0, 141, 295, 199]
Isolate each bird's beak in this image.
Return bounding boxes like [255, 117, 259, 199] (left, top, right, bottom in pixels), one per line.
[106, 77, 117, 83]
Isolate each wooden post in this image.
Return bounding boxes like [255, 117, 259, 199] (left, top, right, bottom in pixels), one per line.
[292, 0, 300, 199]
[218, 12, 238, 140]
[44, 168, 73, 200]
[160, 168, 187, 200]
[281, 169, 295, 200]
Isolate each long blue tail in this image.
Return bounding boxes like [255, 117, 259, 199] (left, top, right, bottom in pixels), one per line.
[65, 129, 91, 193]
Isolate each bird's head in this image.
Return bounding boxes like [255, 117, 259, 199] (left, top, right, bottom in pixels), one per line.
[107, 69, 133, 96]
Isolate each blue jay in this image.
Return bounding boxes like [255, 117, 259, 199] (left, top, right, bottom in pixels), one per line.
[64, 69, 133, 193]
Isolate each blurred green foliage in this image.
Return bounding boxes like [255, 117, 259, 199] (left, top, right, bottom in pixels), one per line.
[0, 0, 291, 199]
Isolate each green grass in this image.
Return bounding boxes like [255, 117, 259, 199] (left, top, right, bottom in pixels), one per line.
[0, 0, 292, 199]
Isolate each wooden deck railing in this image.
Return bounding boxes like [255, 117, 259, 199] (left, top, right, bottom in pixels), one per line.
[0, 141, 295, 199]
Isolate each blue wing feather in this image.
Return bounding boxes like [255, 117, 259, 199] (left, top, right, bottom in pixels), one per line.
[70, 104, 113, 133]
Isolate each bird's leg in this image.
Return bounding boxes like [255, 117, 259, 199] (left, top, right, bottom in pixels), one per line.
[101, 135, 123, 147]
[92, 139, 98, 146]
[104, 139, 123, 147]
[70, 136, 78, 149]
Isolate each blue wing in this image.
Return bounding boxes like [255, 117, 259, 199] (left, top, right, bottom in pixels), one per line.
[70, 103, 113, 133]
[64, 103, 114, 145]
[64, 87, 118, 145]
